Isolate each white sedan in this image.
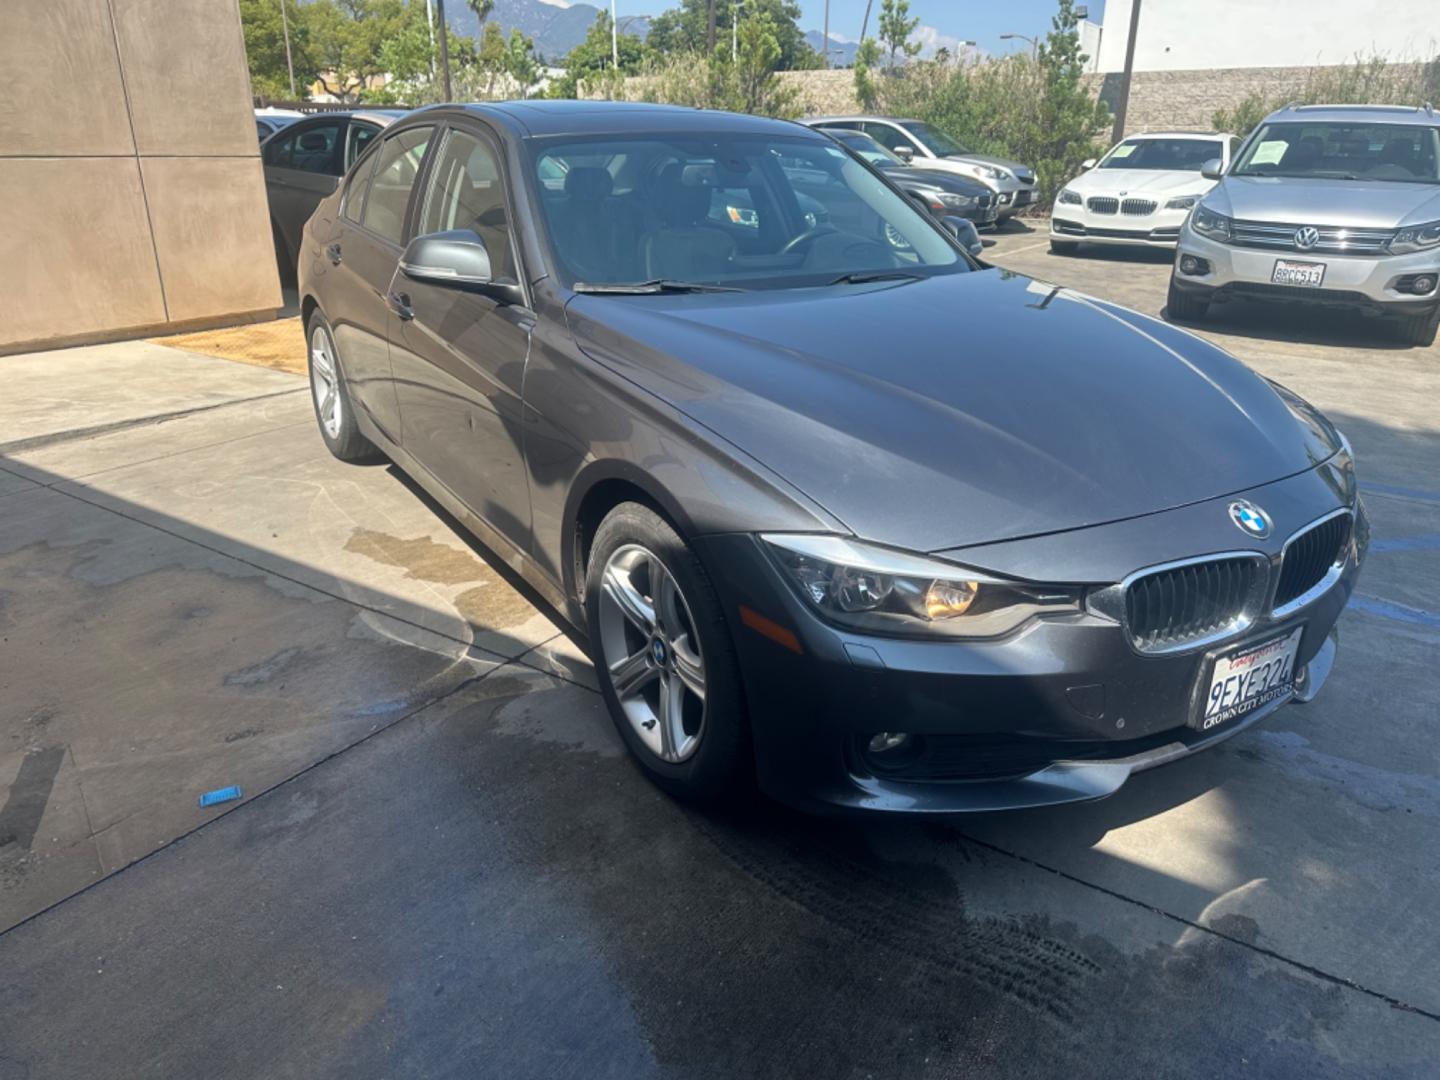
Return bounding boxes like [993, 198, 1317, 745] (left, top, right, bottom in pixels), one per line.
[1050, 132, 1238, 253]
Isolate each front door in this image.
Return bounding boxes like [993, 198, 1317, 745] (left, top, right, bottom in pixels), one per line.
[324, 125, 434, 443]
[389, 125, 534, 549]
[263, 118, 346, 261]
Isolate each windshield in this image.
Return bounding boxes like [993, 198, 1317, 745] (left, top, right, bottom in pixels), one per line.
[901, 121, 972, 157]
[831, 131, 904, 167]
[530, 134, 965, 290]
[1232, 121, 1440, 183]
[1100, 137, 1223, 171]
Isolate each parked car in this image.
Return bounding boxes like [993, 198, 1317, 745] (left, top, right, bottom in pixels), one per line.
[1050, 131, 1238, 253]
[261, 109, 405, 281]
[254, 107, 304, 142]
[806, 115, 1037, 219]
[299, 101, 1365, 814]
[1170, 104, 1440, 346]
[817, 128, 1000, 229]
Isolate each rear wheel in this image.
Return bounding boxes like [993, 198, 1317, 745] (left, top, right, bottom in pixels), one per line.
[1049, 239, 1079, 255]
[1394, 305, 1440, 347]
[1166, 278, 1210, 322]
[586, 502, 749, 803]
[306, 311, 384, 464]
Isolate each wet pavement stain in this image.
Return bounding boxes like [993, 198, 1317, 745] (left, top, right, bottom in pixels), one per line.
[223, 646, 307, 686]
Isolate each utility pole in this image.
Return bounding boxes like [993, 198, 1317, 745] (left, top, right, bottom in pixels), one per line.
[436, 0, 453, 101]
[859, 0, 874, 43]
[822, 0, 829, 68]
[278, 0, 296, 98]
[1111, 0, 1143, 143]
[731, 0, 744, 61]
[611, 0, 619, 68]
[707, 0, 716, 53]
[427, 0, 436, 79]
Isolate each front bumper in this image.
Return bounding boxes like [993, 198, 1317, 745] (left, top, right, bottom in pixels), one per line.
[996, 184, 1038, 218]
[696, 466, 1366, 815]
[1173, 221, 1440, 312]
[1050, 204, 1191, 247]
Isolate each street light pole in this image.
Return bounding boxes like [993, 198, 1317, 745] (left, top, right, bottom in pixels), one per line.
[1111, 0, 1143, 143]
[822, 0, 829, 69]
[278, 0, 296, 98]
[731, 0, 744, 62]
[999, 32, 1038, 57]
[611, 0, 619, 69]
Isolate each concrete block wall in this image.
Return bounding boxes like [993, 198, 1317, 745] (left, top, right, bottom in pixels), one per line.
[0, 0, 282, 356]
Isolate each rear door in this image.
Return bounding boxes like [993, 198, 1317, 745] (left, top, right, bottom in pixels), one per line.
[389, 122, 534, 547]
[323, 125, 435, 443]
[263, 117, 347, 261]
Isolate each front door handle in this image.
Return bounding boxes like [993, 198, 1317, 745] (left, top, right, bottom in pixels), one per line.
[387, 290, 414, 320]
[326, 242, 343, 265]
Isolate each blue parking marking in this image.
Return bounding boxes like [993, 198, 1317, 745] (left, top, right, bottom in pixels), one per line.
[198, 786, 242, 808]
[1348, 595, 1440, 631]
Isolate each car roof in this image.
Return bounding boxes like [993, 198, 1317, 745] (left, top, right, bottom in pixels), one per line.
[418, 100, 811, 140]
[282, 109, 404, 126]
[1263, 103, 1439, 126]
[1119, 131, 1231, 140]
[805, 115, 912, 125]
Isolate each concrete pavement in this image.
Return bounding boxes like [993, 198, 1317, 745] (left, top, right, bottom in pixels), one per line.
[2, 242, 1438, 1076]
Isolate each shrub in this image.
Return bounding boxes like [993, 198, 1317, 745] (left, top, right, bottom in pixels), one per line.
[1214, 54, 1440, 136]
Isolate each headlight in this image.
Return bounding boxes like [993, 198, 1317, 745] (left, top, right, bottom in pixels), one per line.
[1191, 205, 1232, 241]
[762, 534, 1081, 639]
[965, 163, 1003, 181]
[1165, 194, 1202, 210]
[1058, 188, 1083, 206]
[935, 191, 976, 209]
[1389, 220, 1440, 254]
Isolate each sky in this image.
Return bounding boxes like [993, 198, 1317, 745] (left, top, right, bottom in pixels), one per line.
[605, 0, 1109, 58]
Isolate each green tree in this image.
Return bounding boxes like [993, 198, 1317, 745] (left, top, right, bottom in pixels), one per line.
[465, 0, 494, 26]
[506, 29, 541, 97]
[877, 0, 919, 69]
[639, 6, 801, 118]
[547, 12, 647, 99]
[645, 0, 821, 70]
[1031, 0, 1110, 195]
[239, 0, 317, 99]
[302, 0, 408, 103]
[852, 36, 882, 110]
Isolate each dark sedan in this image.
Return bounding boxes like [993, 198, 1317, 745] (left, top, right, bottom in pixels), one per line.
[297, 101, 1366, 814]
[262, 109, 405, 281]
[819, 127, 1000, 228]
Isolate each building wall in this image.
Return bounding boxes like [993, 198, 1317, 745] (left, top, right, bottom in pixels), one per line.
[0, 0, 281, 356]
[1094, 0, 1438, 74]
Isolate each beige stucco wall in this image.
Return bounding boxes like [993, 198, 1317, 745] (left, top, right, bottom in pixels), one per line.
[0, 0, 281, 355]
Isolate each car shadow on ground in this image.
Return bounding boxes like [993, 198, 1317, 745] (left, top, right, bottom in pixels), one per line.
[1164, 299, 1416, 351]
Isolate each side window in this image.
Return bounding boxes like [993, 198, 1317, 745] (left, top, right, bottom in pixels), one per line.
[263, 128, 295, 168]
[342, 146, 380, 225]
[418, 128, 516, 282]
[283, 122, 342, 175]
[1228, 136, 1241, 162]
[346, 122, 380, 170]
[359, 126, 434, 245]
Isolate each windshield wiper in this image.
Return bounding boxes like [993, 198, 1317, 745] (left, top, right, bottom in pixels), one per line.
[572, 279, 745, 294]
[827, 270, 925, 286]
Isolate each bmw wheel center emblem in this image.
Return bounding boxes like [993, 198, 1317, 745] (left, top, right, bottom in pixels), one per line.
[1228, 499, 1273, 539]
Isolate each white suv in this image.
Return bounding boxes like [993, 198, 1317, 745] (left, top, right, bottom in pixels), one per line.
[1169, 104, 1440, 346]
[1050, 131, 1238, 252]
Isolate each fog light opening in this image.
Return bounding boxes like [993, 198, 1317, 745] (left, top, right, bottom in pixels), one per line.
[1179, 254, 1210, 276]
[868, 732, 912, 754]
[1412, 274, 1437, 295]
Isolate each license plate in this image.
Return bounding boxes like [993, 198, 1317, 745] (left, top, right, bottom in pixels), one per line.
[1015, 190, 1035, 206]
[1198, 628, 1303, 731]
[1272, 259, 1325, 287]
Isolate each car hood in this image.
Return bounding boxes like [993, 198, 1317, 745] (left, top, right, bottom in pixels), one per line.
[891, 167, 991, 196]
[1069, 169, 1216, 198]
[942, 152, 1033, 180]
[566, 271, 1336, 553]
[1207, 175, 1440, 227]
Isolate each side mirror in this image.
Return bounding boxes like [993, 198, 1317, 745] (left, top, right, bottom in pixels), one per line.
[1201, 157, 1224, 181]
[942, 215, 984, 258]
[892, 145, 915, 163]
[399, 230, 521, 304]
[1080, 158, 1097, 171]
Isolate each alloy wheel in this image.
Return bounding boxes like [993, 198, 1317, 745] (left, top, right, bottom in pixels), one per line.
[310, 325, 343, 439]
[597, 544, 707, 763]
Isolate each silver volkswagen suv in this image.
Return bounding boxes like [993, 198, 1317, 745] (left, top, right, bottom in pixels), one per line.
[1169, 104, 1440, 345]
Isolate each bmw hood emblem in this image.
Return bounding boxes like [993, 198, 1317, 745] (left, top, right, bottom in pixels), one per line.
[1228, 499, 1272, 539]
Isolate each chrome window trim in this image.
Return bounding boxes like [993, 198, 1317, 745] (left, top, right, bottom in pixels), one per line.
[1270, 507, 1353, 619]
[1089, 550, 1271, 657]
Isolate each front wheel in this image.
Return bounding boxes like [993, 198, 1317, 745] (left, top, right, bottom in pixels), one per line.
[586, 503, 750, 803]
[1166, 278, 1210, 322]
[1394, 305, 1439, 347]
[306, 311, 385, 464]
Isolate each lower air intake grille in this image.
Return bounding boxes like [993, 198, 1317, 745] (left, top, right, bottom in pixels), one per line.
[1124, 556, 1262, 653]
[1274, 513, 1350, 610]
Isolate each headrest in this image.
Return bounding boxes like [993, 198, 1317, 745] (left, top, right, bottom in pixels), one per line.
[656, 163, 713, 226]
[564, 166, 613, 201]
[298, 131, 329, 152]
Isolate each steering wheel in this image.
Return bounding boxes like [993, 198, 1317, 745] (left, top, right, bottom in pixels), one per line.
[779, 224, 839, 256]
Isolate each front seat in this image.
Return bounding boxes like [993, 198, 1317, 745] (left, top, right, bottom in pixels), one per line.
[641, 164, 736, 281]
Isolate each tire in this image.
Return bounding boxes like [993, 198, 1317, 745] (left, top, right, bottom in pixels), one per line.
[1166, 278, 1210, 322]
[585, 502, 750, 803]
[1049, 239, 1079, 255]
[1394, 305, 1440, 347]
[305, 311, 385, 464]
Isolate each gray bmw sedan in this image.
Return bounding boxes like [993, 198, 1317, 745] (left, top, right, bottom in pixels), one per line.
[297, 101, 1367, 814]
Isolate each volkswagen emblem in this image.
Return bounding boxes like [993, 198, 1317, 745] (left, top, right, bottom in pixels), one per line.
[1228, 499, 1272, 539]
[1294, 226, 1320, 251]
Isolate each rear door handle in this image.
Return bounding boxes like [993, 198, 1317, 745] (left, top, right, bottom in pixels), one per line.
[387, 290, 414, 320]
[326, 242, 343, 265]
